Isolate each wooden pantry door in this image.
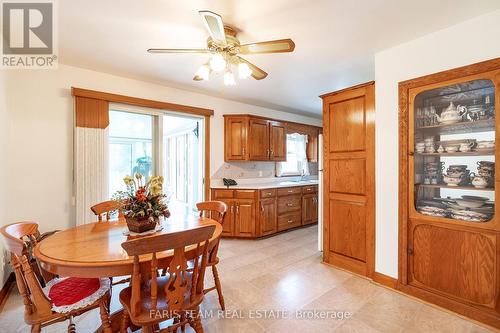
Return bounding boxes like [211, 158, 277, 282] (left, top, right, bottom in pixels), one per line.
[321, 81, 375, 277]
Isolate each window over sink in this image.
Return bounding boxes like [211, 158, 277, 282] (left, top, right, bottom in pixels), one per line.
[276, 133, 310, 177]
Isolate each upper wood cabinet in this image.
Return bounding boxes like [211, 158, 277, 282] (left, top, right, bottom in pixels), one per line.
[224, 115, 320, 162]
[225, 116, 248, 161]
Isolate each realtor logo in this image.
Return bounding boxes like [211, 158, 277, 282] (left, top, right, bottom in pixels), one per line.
[1, 1, 57, 68]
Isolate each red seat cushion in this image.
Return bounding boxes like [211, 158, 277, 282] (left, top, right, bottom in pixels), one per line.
[48, 277, 101, 307]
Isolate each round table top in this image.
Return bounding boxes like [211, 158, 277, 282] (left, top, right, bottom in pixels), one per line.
[34, 215, 222, 278]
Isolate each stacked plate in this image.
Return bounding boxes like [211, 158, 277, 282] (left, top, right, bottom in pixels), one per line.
[417, 195, 493, 222]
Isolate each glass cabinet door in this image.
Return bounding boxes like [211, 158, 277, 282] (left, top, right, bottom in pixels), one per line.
[413, 79, 495, 223]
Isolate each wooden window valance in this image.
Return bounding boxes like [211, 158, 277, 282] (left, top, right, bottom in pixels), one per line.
[74, 96, 109, 129]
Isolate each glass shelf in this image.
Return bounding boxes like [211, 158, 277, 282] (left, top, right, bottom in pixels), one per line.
[413, 79, 495, 223]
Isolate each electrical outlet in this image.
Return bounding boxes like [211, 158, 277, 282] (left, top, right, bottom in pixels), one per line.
[258, 171, 263, 177]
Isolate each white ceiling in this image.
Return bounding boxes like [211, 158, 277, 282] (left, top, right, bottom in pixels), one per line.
[59, 0, 500, 118]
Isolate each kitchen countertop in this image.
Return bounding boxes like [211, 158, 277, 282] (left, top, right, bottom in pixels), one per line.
[211, 178, 319, 190]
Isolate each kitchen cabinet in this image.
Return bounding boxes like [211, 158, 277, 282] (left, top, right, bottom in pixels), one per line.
[225, 116, 248, 161]
[260, 197, 277, 236]
[398, 58, 500, 328]
[224, 115, 320, 162]
[210, 184, 317, 238]
[302, 193, 318, 225]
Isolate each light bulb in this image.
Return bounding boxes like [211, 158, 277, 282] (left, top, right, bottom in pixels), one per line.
[238, 62, 252, 79]
[209, 53, 226, 72]
[194, 64, 210, 80]
[223, 70, 235, 86]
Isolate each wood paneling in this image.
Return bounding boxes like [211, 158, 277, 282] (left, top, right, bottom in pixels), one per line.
[248, 119, 270, 160]
[75, 96, 109, 128]
[225, 117, 248, 161]
[410, 223, 496, 307]
[270, 122, 286, 161]
[260, 198, 277, 236]
[329, 97, 365, 152]
[322, 81, 375, 278]
[330, 159, 366, 194]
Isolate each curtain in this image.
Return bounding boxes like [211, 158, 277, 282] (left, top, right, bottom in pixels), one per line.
[73, 96, 109, 225]
[276, 133, 310, 176]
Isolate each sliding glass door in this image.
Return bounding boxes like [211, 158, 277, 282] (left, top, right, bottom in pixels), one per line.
[108, 108, 204, 214]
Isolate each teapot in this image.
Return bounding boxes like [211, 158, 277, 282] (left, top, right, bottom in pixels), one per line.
[436, 102, 467, 124]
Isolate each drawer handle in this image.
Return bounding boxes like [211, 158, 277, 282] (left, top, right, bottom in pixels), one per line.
[287, 190, 294, 193]
[287, 220, 293, 223]
[287, 203, 294, 207]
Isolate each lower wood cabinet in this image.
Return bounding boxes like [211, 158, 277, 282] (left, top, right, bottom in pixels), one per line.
[302, 193, 318, 225]
[211, 185, 318, 238]
[260, 198, 277, 236]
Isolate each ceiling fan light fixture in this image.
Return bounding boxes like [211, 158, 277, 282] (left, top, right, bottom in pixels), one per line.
[223, 70, 236, 86]
[238, 62, 252, 79]
[209, 53, 226, 72]
[195, 64, 210, 80]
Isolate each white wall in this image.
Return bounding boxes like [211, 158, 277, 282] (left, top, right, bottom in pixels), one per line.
[0, 71, 7, 286]
[3, 64, 321, 237]
[374, 10, 500, 278]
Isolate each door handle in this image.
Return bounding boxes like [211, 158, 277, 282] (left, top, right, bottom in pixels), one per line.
[230, 205, 234, 214]
[236, 205, 239, 214]
[261, 204, 264, 212]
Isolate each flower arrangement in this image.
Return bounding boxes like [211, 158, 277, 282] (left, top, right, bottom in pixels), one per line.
[113, 173, 170, 232]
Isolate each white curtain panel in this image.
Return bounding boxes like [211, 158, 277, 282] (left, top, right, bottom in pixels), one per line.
[75, 127, 109, 225]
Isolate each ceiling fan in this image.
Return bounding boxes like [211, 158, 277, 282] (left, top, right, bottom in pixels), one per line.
[147, 11, 295, 86]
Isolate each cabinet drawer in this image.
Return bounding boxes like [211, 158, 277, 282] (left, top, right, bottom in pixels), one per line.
[260, 189, 276, 198]
[277, 195, 301, 214]
[302, 185, 318, 194]
[278, 212, 302, 231]
[235, 190, 256, 199]
[277, 187, 302, 196]
[212, 189, 234, 199]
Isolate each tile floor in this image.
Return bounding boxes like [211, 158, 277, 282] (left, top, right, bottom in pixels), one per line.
[0, 225, 496, 332]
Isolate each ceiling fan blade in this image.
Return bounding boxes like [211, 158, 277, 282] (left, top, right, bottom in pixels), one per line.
[239, 39, 295, 54]
[199, 11, 227, 46]
[238, 57, 268, 80]
[147, 48, 211, 54]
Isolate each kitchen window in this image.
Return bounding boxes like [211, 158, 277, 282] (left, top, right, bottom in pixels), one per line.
[276, 133, 310, 176]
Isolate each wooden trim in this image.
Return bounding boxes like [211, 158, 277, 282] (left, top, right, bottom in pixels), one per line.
[319, 81, 375, 99]
[74, 96, 109, 129]
[72, 87, 214, 117]
[204, 115, 211, 200]
[0, 272, 15, 313]
[372, 272, 398, 289]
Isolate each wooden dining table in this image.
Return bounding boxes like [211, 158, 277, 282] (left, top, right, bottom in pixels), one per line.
[34, 214, 222, 332]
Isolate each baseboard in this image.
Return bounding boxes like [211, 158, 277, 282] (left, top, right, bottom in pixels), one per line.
[0, 272, 15, 312]
[372, 271, 398, 289]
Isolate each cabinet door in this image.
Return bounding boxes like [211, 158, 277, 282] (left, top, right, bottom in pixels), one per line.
[225, 117, 248, 161]
[220, 199, 234, 236]
[260, 198, 277, 236]
[409, 222, 497, 308]
[234, 199, 256, 237]
[270, 121, 286, 161]
[248, 119, 270, 160]
[302, 193, 318, 225]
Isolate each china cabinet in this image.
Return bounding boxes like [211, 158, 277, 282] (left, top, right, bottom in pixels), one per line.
[399, 58, 500, 328]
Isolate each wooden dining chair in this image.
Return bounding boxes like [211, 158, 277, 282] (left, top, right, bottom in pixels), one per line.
[119, 224, 216, 333]
[0, 222, 112, 333]
[91, 200, 123, 221]
[196, 201, 227, 310]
